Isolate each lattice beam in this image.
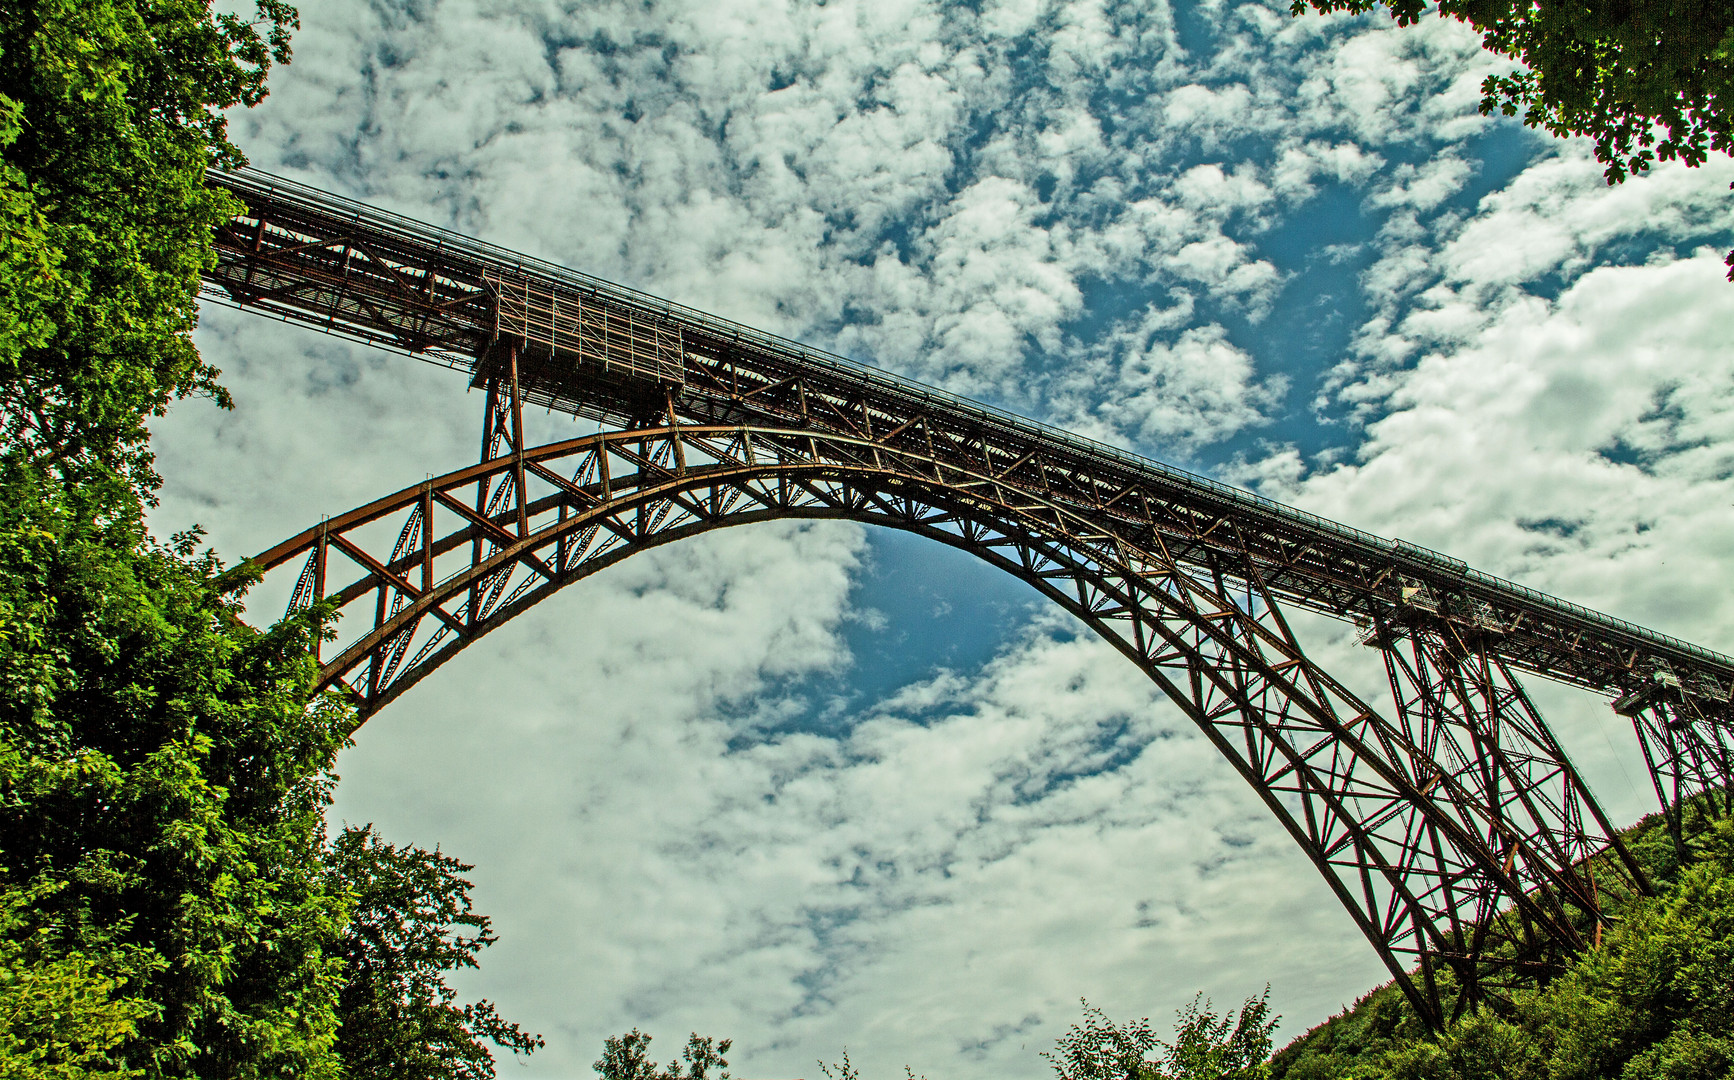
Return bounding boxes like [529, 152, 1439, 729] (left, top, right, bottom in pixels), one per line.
[238, 421, 1651, 1028]
[203, 166, 1734, 1031]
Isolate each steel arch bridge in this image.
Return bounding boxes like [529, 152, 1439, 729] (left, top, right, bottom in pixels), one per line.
[202, 167, 1734, 1030]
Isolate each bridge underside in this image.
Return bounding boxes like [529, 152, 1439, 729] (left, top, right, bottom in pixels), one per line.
[234, 373, 1720, 1030]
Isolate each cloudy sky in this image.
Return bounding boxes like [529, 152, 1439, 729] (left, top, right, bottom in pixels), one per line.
[149, 1, 1734, 1076]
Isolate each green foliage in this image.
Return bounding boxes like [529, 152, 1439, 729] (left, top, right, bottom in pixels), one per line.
[1043, 999, 1160, 1080]
[0, 877, 154, 1079]
[1166, 990, 1278, 1080]
[0, 459, 355, 1079]
[0, 3, 537, 1078]
[0, 4, 359, 1075]
[1271, 813, 1734, 1080]
[0, 0, 297, 489]
[1264, 983, 1423, 1080]
[1290, 0, 1734, 277]
[1044, 992, 1278, 1080]
[328, 825, 543, 1079]
[594, 1029, 733, 1080]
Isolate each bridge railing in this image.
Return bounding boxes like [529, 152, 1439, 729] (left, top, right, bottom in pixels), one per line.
[204, 166, 1734, 684]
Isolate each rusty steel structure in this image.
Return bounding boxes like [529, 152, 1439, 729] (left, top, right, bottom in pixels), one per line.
[201, 166, 1734, 1029]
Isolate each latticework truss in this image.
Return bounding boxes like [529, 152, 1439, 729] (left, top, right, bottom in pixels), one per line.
[202, 167, 1734, 1030]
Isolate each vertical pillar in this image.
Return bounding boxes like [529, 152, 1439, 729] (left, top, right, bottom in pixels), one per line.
[510, 341, 528, 536]
[1630, 699, 1734, 860]
[420, 481, 435, 593]
[470, 377, 499, 629]
[666, 389, 687, 477]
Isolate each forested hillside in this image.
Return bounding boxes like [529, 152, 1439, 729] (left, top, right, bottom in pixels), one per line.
[1270, 807, 1734, 1080]
[0, 2, 535, 1076]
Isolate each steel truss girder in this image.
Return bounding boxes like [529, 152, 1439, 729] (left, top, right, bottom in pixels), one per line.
[1630, 698, 1734, 858]
[1374, 621, 1650, 996]
[246, 420, 1645, 1029]
[204, 168, 1734, 1031]
[202, 169, 1734, 737]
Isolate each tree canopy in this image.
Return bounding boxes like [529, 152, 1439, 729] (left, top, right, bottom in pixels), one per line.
[0, 0, 297, 487]
[0, 3, 355, 1031]
[0, 2, 538, 1076]
[594, 1029, 734, 1080]
[328, 826, 542, 1080]
[1042, 993, 1277, 1080]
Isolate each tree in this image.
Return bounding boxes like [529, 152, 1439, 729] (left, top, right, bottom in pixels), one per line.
[814, 1049, 928, 1080]
[1164, 991, 1277, 1080]
[594, 1029, 732, 1080]
[0, 877, 154, 1080]
[1290, 0, 1734, 277]
[0, 471, 354, 1078]
[0, 0, 298, 488]
[0, 4, 537, 1078]
[1044, 992, 1278, 1080]
[327, 826, 543, 1080]
[1043, 1000, 1160, 1080]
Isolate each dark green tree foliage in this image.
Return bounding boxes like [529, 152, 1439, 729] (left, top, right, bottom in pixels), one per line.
[0, 0, 296, 488]
[594, 1029, 733, 1080]
[1044, 992, 1278, 1080]
[1270, 814, 1734, 1080]
[0, 461, 353, 1077]
[0, 2, 537, 1077]
[1291, 0, 1734, 276]
[328, 826, 542, 1079]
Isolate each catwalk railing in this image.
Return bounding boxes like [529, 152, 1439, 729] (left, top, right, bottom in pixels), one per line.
[200, 165, 1734, 1029]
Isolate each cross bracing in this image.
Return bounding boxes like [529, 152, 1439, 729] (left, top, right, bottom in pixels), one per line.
[201, 165, 1733, 1031]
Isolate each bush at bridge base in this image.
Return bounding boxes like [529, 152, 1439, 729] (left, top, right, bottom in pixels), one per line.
[1269, 805, 1734, 1080]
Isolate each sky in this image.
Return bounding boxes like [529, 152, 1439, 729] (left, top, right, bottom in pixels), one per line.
[148, 1, 1734, 1077]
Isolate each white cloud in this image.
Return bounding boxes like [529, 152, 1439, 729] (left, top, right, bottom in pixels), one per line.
[1369, 152, 1473, 212]
[1321, 141, 1734, 423]
[332, 608, 1382, 1080]
[1437, 148, 1734, 293]
[1274, 252, 1734, 649]
[1054, 319, 1284, 455]
[1270, 138, 1384, 202]
[1292, 13, 1493, 145]
[1162, 83, 1258, 144]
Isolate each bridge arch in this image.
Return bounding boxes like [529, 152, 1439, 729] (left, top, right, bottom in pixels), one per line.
[246, 420, 1644, 1028]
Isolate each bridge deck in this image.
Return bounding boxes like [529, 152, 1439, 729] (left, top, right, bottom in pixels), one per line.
[200, 166, 1734, 719]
